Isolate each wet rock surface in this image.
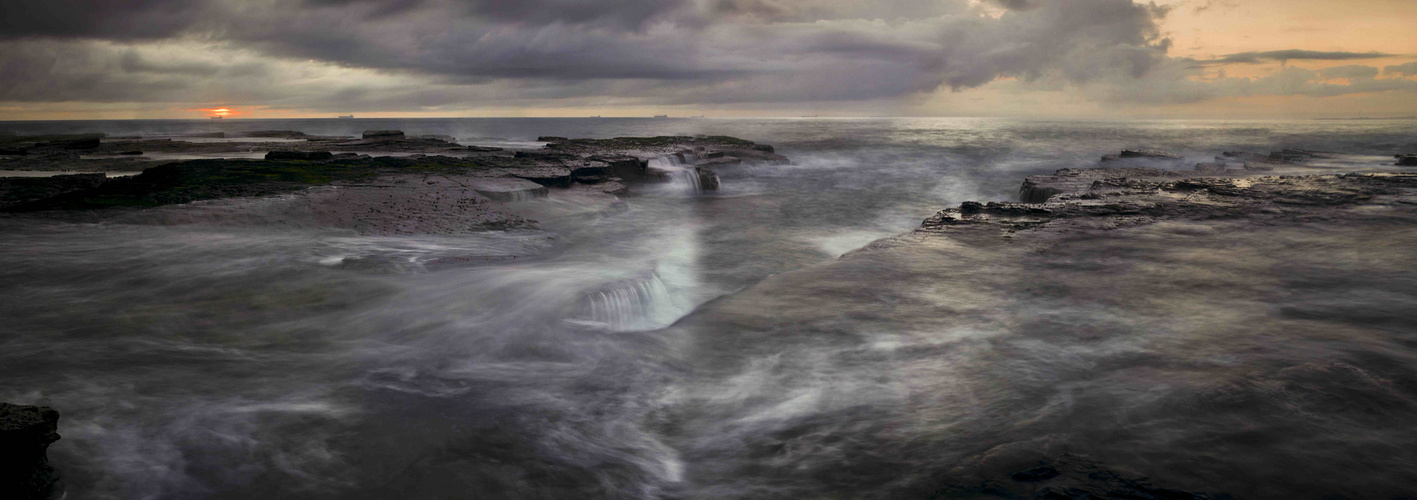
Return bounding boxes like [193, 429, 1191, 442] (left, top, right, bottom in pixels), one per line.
[0, 134, 787, 234]
[0, 403, 61, 500]
[936, 169, 1417, 235]
[265, 150, 334, 161]
[0, 173, 110, 210]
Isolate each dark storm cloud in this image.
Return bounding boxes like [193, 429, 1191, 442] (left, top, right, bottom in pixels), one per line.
[0, 0, 213, 40]
[0, 0, 1411, 113]
[1202, 50, 1396, 65]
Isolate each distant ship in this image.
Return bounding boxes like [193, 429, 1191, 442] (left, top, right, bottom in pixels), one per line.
[589, 115, 601, 118]
[652, 114, 669, 118]
[210, 116, 222, 120]
[338, 115, 354, 119]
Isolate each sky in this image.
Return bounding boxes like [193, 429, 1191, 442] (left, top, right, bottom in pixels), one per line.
[1, 0, 1415, 120]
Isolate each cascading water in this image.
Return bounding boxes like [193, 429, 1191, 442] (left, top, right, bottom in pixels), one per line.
[582, 272, 676, 331]
[648, 156, 705, 193]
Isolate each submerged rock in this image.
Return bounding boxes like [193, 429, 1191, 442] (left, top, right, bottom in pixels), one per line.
[264, 150, 333, 161]
[1101, 149, 1185, 166]
[362, 130, 405, 140]
[0, 403, 61, 500]
[244, 130, 307, 138]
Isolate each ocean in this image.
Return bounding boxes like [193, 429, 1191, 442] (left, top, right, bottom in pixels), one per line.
[2, 117, 1416, 498]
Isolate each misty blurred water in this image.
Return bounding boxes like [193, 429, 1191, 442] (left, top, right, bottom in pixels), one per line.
[2, 117, 1417, 499]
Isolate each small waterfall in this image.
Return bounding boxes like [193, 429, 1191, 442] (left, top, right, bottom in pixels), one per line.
[583, 273, 674, 331]
[667, 168, 704, 193]
[648, 156, 705, 193]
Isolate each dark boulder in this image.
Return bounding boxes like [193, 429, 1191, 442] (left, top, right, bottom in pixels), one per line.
[362, 130, 405, 140]
[1397, 155, 1417, 167]
[592, 155, 646, 182]
[572, 161, 609, 184]
[751, 144, 775, 153]
[264, 150, 333, 161]
[0, 403, 61, 500]
[697, 167, 720, 191]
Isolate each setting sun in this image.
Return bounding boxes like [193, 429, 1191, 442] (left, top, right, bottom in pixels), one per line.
[192, 107, 237, 118]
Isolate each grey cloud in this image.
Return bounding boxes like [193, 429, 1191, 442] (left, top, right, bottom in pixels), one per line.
[987, 0, 1041, 10]
[1203, 50, 1395, 65]
[1384, 62, 1417, 77]
[1320, 65, 1380, 80]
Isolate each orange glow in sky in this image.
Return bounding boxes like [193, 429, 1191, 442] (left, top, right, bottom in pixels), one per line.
[192, 107, 238, 117]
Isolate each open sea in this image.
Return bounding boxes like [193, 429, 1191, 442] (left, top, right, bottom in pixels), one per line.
[3, 117, 1417, 499]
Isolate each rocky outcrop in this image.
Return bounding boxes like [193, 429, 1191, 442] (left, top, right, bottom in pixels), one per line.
[1018, 167, 1185, 203]
[264, 151, 333, 161]
[362, 130, 405, 140]
[0, 173, 109, 210]
[593, 155, 646, 181]
[1216, 151, 1290, 171]
[933, 169, 1417, 236]
[1100, 149, 1185, 167]
[0, 403, 61, 500]
[1396, 154, 1417, 166]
